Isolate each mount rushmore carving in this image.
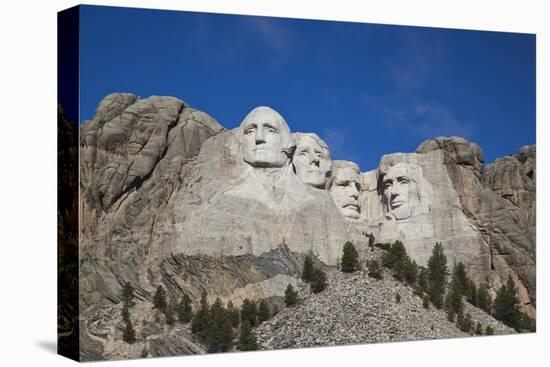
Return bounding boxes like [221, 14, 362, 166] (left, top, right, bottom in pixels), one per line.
[79, 94, 535, 327]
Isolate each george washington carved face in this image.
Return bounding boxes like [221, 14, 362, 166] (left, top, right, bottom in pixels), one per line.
[293, 133, 331, 188]
[240, 106, 292, 168]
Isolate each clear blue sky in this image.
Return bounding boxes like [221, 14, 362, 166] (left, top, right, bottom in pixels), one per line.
[76, 5, 535, 171]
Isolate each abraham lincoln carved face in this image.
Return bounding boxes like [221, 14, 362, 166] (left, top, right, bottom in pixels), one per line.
[380, 163, 420, 220]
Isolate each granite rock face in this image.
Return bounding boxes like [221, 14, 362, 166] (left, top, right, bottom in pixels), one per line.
[415, 137, 535, 314]
[78, 95, 535, 359]
[168, 127, 349, 265]
[79, 96, 348, 359]
[360, 149, 491, 284]
[347, 136, 535, 317]
[482, 147, 536, 312]
[355, 137, 535, 315]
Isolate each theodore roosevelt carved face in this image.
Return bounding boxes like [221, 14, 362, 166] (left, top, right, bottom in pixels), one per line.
[240, 106, 293, 168]
[380, 163, 419, 220]
[293, 133, 331, 188]
[329, 161, 361, 220]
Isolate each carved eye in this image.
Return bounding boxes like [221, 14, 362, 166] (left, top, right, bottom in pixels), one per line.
[384, 182, 392, 190]
[266, 126, 277, 133]
[244, 128, 255, 135]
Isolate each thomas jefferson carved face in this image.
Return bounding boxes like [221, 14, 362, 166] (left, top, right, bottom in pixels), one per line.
[293, 133, 331, 188]
[240, 106, 292, 168]
[330, 162, 361, 219]
[381, 163, 418, 220]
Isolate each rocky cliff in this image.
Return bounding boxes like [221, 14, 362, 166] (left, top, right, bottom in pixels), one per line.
[418, 138, 535, 315]
[74, 94, 535, 359]
[256, 248, 516, 349]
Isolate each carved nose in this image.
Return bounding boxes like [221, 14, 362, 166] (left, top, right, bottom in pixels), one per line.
[348, 185, 359, 198]
[255, 129, 266, 144]
[390, 186, 399, 197]
[311, 156, 320, 167]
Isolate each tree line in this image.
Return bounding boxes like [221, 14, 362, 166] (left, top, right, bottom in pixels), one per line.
[119, 281, 281, 352]
[118, 236, 534, 353]
[363, 233, 535, 334]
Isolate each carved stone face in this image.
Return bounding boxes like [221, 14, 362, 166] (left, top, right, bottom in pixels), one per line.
[330, 165, 360, 219]
[293, 134, 331, 188]
[381, 163, 418, 220]
[241, 107, 291, 168]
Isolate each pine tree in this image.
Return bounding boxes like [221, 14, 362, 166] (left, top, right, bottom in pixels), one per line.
[367, 259, 383, 279]
[123, 319, 136, 344]
[191, 291, 210, 341]
[165, 302, 176, 325]
[519, 313, 536, 332]
[238, 321, 258, 351]
[401, 259, 418, 284]
[447, 277, 464, 316]
[178, 292, 193, 323]
[284, 284, 298, 306]
[257, 299, 270, 323]
[240, 299, 257, 327]
[494, 275, 521, 331]
[207, 298, 233, 353]
[447, 309, 455, 322]
[140, 347, 149, 358]
[456, 309, 464, 328]
[475, 321, 483, 335]
[485, 325, 495, 335]
[122, 303, 130, 322]
[466, 279, 478, 306]
[395, 292, 401, 303]
[382, 240, 407, 269]
[447, 283, 464, 327]
[380, 240, 417, 284]
[122, 281, 135, 307]
[341, 241, 360, 273]
[453, 262, 468, 295]
[367, 233, 375, 250]
[417, 266, 429, 293]
[227, 300, 240, 328]
[302, 255, 314, 282]
[427, 242, 448, 308]
[413, 284, 424, 298]
[423, 295, 430, 309]
[375, 242, 392, 251]
[153, 285, 167, 313]
[310, 267, 328, 293]
[477, 286, 492, 313]
[458, 312, 473, 333]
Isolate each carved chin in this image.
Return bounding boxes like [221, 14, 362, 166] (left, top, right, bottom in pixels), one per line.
[390, 205, 410, 220]
[340, 206, 360, 219]
[300, 171, 326, 187]
[244, 151, 287, 167]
